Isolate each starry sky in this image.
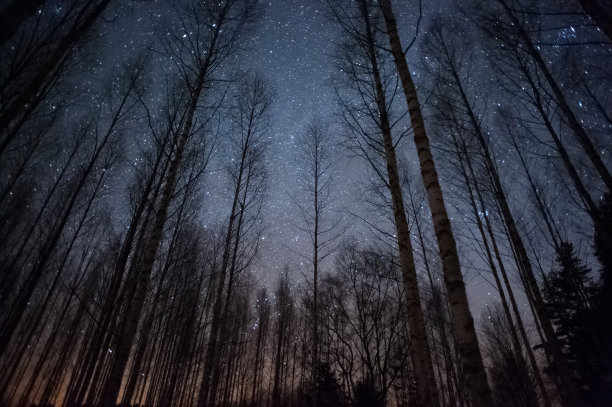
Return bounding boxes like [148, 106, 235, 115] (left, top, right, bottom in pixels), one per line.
[96, 0, 522, 319]
[233, 0, 419, 265]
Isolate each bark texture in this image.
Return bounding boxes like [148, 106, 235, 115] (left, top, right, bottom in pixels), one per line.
[379, 1, 494, 406]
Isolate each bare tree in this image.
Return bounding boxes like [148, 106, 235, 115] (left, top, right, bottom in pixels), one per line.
[0, 57, 143, 361]
[421, 20, 555, 407]
[293, 120, 343, 405]
[99, 3, 261, 405]
[326, 1, 441, 405]
[378, 2, 494, 406]
[199, 73, 272, 407]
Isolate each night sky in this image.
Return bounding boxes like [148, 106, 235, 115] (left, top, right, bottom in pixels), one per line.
[232, 0, 504, 313]
[3, 1, 612, 406]
[37, 0, 597, 336]
[92, 0, 516, 318]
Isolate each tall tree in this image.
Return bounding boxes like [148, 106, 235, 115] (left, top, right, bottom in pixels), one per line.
[378, 1, 493, 406]
[421, 21, 554, 406]
[199, 73, 272, 407]
[99, 2, 260, 405]
[545, 242, 611, 405]
[294, 121, 341, 406]
[327, 1, 440, 405]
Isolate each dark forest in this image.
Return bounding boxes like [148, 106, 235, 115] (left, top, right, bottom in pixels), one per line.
[0, 0, 611, 406]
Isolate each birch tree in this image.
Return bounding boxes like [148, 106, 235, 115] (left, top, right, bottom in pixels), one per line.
[377, 2, 494, 406]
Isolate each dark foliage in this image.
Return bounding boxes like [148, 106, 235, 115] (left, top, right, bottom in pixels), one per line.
[545, 241, 612, 405]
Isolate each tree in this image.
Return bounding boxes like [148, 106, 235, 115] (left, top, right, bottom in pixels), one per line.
[378, 1, 494, 405]
[199, 73, 272, 407]
[593, 193, 612, 351]
[251, 288, 271, 406]
[421, 20, 554, 406]
[0, 57, 143, 360]
[545, 242, 612, 405]
[99, 2, 261, 405]
[314, 363, 343, 407]
[482, 303, 539, 407]
[294, 120, 342, 405]
[327, 1, 440, 405]
[271, 268, 295, 407]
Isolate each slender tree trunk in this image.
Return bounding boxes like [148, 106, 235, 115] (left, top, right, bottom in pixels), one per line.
[497, 0, 612, 191]
[199, 153, 244, 407]
[462, 140, 553, 407]
[0, 0, 111, 154]
[463, 55, 582, 407]
[0, 139, 109, 357]
[443, 43, 554, 403]
[379, 1, 493, 406]
[356, 3, 439, 405]
[271, 317, 285, 407]
[0, 141, 79, 312]
[99, 74, 204, 406]
[410, 203, 452, 407]
[519, 61, 600, 217]
[311, 146, 320, 407]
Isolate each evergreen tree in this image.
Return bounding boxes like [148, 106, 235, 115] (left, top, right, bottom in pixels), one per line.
[594, 194, 612, 327]
[545, 241, 610, 405]
[298, 363, 342, 407]
[354, 380, 383, 407]
[314, 363, 342, 407]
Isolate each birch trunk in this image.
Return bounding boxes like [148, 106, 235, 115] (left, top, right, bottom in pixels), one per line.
[379, 1, 493, 406]
[359, 5, 440, 405]
[99, 77, 204, 406]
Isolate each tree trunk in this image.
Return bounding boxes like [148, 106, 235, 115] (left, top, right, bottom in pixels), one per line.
[457, 47, 583, 406]
[358, 3, 439, 405]
[497, 0, 612, 192]
[0, 0, 111, 154]
[99, 78, 203, 407]
[379, 1, 493, 406]
[463, 142, 552, 407]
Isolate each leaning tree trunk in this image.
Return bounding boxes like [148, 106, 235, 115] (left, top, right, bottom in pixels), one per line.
[99, 76, 204, 407]
[379, 1, 494, 406]
[358, 3, 440, 406]
[198, 147, 245, 407]
[0, 0, 111, 155]
[497, 0, 612, 192]
[461, 139, 553, 407]
[455, 47, 583, 406]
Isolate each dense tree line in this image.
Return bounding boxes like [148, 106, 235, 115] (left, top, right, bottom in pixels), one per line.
[0, 0, 610, 406]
